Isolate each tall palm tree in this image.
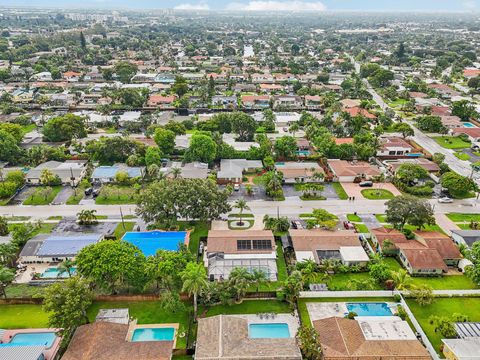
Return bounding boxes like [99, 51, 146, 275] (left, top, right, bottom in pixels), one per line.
[77, 209, 98, 225]
[234, 198, 250, 226]
[170, 167, 182, 179]
[251, 268, 268, 292]
[228, 267, 252, 302]
[58, 258, 76, 278]
[181, 262, 208, 320]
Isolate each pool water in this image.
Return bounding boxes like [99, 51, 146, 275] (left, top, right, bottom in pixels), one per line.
[131, 328, 175, 342]
[40, 267, 76, 279]
[463, 122, 477, 128]
[249, 323, 290, 339]
[10, 332, 56, 348]
[296, 150, 311, 156]
[346, 302, 393, 316]
[122, 231, 187, 255]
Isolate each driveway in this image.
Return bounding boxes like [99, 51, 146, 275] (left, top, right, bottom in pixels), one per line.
[282, 183, 339, 200]
[358, 214, 382, 230]
[341, 182, 401, 200]
[11, 187, 33, 205]
[52, 187, 74, 205]
[221, 184, 268, 201]
[282, 184, 302, 198]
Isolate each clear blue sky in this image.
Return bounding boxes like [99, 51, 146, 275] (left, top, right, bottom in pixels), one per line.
[1, 0, 478, 12]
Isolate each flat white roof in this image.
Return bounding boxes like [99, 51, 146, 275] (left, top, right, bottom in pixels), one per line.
[339, 246, 369, 262]
[357, 317, 417, 341]
[442, 338, 480, 359]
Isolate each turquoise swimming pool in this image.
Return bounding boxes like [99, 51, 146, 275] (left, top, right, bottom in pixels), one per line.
[40, 267, 76, 279]
[122, 231, 187, 256]
[131, 327, 175, 342]
[463, 122, 477, 128]
[9, 332, 56, 348]
[249, 323, 290, 339]
[346, 302, 392, 316]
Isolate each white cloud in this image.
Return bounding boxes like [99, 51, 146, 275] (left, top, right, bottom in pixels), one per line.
[226, 1, 326, 12]
[174, 2, 210, 10]
[463, 1, 477, 10]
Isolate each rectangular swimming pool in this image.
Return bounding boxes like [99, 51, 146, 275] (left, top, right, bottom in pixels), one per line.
[122, 231, 187, 256]
[10, 332, 56, 348]
[40, 267, 76, 279]
[131, 327, 175, 342]
[249, 323, 290, 339]
[346, 302, 393, 316]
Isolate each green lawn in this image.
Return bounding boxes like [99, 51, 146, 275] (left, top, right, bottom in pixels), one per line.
[410, 275, 478, 290]
[228, 213, 255, 218]
[446, 213, 480, 222]
[433, 136, 471, 149]
[87, 300, 192, 349]
[95, 185, 138, 205]
[454, 152, 470, 161]
[347, 214, 362, 222]
[375, 214, 387, 223]
[199, 300, 290, 318]
[388, 99, 409, 108]
[228, 220, 254, 230]
[0, 304, 49, 328]
[331, 182, 348, 200]
[298, 297, 395, 327]
[361, 189, 395, 200]
[23, 186, 62, 205]
[384, 223, 444, 233]
[177, 221, 209, 256]
[66, 189, 85, 205]
[5, 284, 46, 299]
[112, 222, 135, 239]
[354, 223, 369, 233]
[406, 297, 480, 355]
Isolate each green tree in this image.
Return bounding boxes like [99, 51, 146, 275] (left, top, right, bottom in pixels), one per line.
[77, 209, 98, 225]
[368, 261, 391, 283]
[42, 114, 87, 142]
[80, 31, 86, 50]
[147, 246, 194, 291]
[395, 163, 429, 185]
[40, 169, 61, 186]
[43, 277, 93, 344]
[251, 268, 268, 292]
[181, 262, 207, 319]
[0, 216, 8, 236]
[296, 325, 322, 360]
[228, 267, 252, 303]
[0, 130, 22, 163]
[441, 172, 476, 198]
[385, 195, 434, 230]
[234, 198, 250, 226]
[114, 61, 138, 83]
[390, 269, 412, 290]
[184, 133, 217, 163]
[274, 136, 297, 160]
[416, 115, 447, 133]
[466, 241, 480, 285]
[452, 100, 478, 121]
[283, 270, 303, 306]
[76, 241, 147, 294]
[0, 266, 15, 299]
[409, 284, 434, 306]
[263, 215, 290, 233]
[392, 123, 414, 138]
[86, 136, 145, 164]
[57, 258, 76, 278]
[429, 314, 469, 338]
[145, 147, 162, 166]
[172, 75, 189, 97]
[0, 123, 23, 143]
[231, 112, 257, 141]
[311, 208, 338, 230]
[153, 128, 176, 155]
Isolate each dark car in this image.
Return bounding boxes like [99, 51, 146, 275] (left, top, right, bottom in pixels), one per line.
[359, 181, 373, 187]
[92, 189, 101, 198]
[84, 187, 93, 196]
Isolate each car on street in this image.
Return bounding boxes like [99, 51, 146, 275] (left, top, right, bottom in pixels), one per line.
[359, 181, 373, 187]
[233, 184, 240, 191]
[438, 197, 453, 203]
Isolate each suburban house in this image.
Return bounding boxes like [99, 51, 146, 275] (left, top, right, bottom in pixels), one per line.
[450, 128, 480, 142]
[160, 161, 209, 179]
[19, 233, 103, 264]
[205, 230, 278, 281]
[275, 162, 324, 184]
[212, 95, 237, 109]
[26, 160, 88, 186]
[147, 94, 177, 108]
[327, 159, 382, 183]
[397, 231, 462, 275]
[344, 106, 377, 120]
[440, 115, 464, 129]
[383, 158, 440, 174]
[241, 95, 270, 109]
[451, 230, 480, 249]
[30, 71, 53, 81]
[313, 317, 431, 360]
[91, 164, 145, 183]
[463, 68, 480, 79]
[195, 315, 302, 360]
[63, 71, 81, 82]
[290, 229, 369, 266]
[377, 137, 414, 158]
[370, 227, 409, 254]
[442, 322, 480, 360]
[62, 321, 173, 360]
[304, 95, 322, 110]
[222, 133, 259, 152]
[216, 159, 263, 184]
[273, 95, 303, 109]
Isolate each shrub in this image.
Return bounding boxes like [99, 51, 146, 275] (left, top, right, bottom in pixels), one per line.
[347, 311, 358, 319]
[394, 294, 402, 302]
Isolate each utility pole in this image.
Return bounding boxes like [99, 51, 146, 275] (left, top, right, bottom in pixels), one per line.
[120, 206, 125, 230]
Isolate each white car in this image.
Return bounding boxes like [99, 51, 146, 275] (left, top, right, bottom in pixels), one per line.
[233, 184, 240, 191]
[438, 197, 453, 203]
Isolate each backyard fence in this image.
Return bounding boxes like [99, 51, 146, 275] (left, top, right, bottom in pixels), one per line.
[299, 290, 396, 298]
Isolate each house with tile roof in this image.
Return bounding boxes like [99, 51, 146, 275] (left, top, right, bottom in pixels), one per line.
[370, 227, 409, 254]
[275, 162, 324, 184]
[377, 137, 414, 158]
[327, 159, 382, 183]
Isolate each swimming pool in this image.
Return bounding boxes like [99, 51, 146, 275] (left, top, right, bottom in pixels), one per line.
[40, 267, 76, 279]
[296, 150, 311, 156]
[9, 332, 56, 348]
[463, 122, 477, 128]
[346, 302, 393, 316]
[122, 231, 187, 256]
[249, 323, 290, 339]
[131, 327, 175, 342]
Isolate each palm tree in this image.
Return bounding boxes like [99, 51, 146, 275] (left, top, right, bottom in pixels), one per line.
[0, 266, 15, 299]
[77, 209, 98, 225]
[228, 267, 252, 302]
[251, 268, 268, 292]
[170, 167, 182, 179]
[58, 258, 76, 278]
[234, 198, 250, 226]
[390, 269, 412, 291]
[289, 122, 300, 136]
[181, 262, 208, 320]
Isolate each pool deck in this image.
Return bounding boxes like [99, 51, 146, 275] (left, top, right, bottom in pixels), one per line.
[126, 321, 179, 348]
[306, 302, 398, 323]
[230, 313, 300, 338]
[1, 328, 61, 360]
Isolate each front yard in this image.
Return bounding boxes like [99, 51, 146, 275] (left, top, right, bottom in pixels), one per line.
[23, 186, 62, 205]
[361, 189, 395, 200]
[0, 304, 49, 328]
[95, 185, 139, 205]
[433, 136, 471, 149]
[331, 182, 348, 200]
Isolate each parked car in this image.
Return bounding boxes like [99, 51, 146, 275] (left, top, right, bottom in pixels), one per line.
[438, 197, 453, 203]
[92, 189, 101, 198]
[84, 187, 93, 196]
[359, 181, 373, 187]
[233, 184, 240, 191]
[343, 221, 355, 230]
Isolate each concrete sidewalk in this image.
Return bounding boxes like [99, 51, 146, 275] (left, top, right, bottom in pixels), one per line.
[434, 213, 460, 236]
